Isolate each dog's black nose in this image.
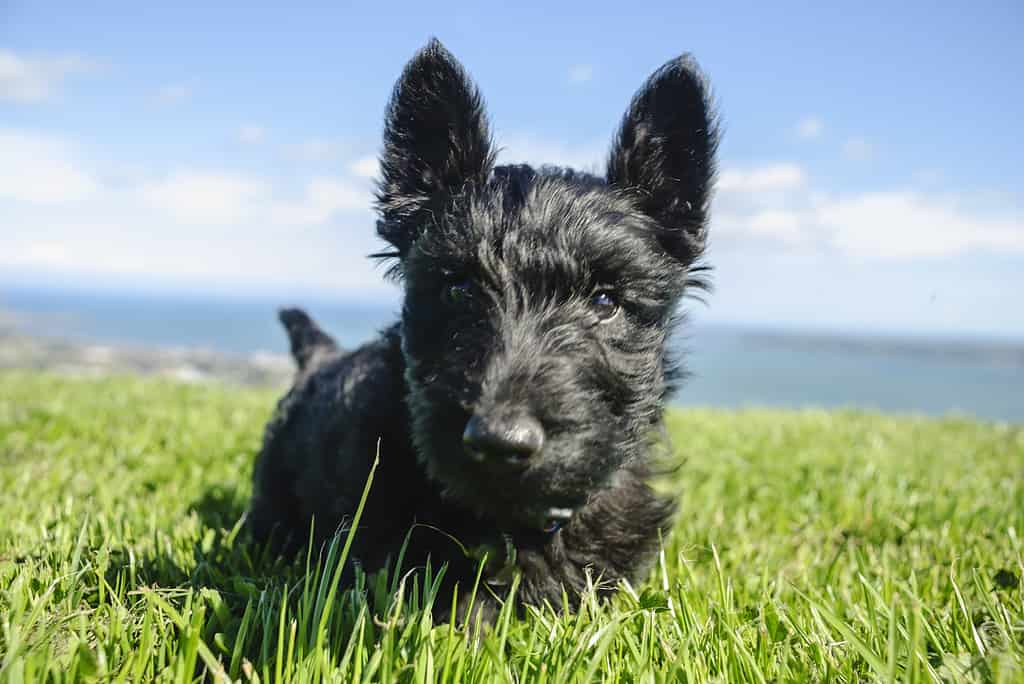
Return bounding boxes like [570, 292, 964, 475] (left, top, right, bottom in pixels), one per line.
[463, 413, 544, 465]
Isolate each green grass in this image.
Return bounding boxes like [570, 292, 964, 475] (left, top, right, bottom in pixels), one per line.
[0, 370, 1022, 682]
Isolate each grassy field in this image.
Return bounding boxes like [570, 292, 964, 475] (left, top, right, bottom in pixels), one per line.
[0, 371, 1021, 682]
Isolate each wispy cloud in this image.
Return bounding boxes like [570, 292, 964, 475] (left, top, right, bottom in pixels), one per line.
[238, 124, 267, 144]
[151, 83, 191, 105]
[0, 50, 100, 103]
[713, 161, 1023, 259]
[1, 218, 389, 295]
[138, 169, 372, 227]
[842, 137, 873, 161]
[567, 64, 594, 85]
[821, 192, 1022, 258]
[794, 116, 823, 140]
[1, 132, 385, 294]
[0, 129, 99, 203]
[138, 172, 270, 225]
[744, 209, 806, 244]
[718, 164, 806, 193]
[269, 177, 370, 225]
[4, 126, 1020, 298]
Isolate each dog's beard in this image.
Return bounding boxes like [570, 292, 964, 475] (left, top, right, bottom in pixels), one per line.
[406, 381, 634, 529]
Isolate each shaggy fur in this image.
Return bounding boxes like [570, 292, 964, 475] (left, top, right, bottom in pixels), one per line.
[248, 38, 719, 620]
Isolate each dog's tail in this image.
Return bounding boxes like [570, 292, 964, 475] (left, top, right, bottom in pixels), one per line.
[278, 307, 339, 370]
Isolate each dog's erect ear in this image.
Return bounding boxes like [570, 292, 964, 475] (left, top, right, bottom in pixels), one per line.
[607, 55, 719, 264]
[376, 39, 495, 257]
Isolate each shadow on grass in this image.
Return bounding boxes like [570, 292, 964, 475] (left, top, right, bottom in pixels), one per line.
[189, 486, 249, 532]
[98, 486, 349, 676]
[97, 462, 510, 682]
[103, 485, 303, 621]
[99, 480, 461, 674]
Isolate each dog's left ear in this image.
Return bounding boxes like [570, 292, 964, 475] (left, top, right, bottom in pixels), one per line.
[376, 39, 495, 258]
[607, 55, 719, 264]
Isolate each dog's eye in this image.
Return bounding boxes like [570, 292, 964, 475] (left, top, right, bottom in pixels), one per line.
[589, 290, 619, 322]
[443, 279, 474, 306]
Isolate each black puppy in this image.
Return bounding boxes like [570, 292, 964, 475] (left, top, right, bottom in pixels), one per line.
[249, 39, 718, 620]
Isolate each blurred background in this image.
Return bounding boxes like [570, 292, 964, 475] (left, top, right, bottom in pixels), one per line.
[2, 1, 1021, 421]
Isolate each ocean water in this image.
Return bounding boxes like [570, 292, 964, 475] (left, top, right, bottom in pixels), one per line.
[2, 286, 1022, 423]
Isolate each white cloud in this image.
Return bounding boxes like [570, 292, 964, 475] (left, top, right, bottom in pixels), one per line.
[712, 161, 1023, 259]
[152, 83, 191, 104]
[842, 137, 873, 161]
[238, 124, 266, 144]
[270, 177, 371, 225]
[4, 130, 1020, 299]
[795, 116, 823, 140]
[567, 64, 594, 85]
[138, 171, 270, 225]
[0, 50, 98, 103]
[718, 164, 806, 193]
[747, 210, 806, 243]
[1, 221, 390, 295]
[137, 170, 371, 227]
[715, 210, 809, 246]
[348, 155, 379, 179]
[0, 129, 99, 203]
[819, 192, 1023, 259]
[3, 241, 80, 268]
[0, 134, 386, 294]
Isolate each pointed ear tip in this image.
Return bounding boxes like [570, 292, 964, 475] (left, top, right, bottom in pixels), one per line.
[642, 53, 720, 135]
[652, 53, 710, 90]
[415, 37, 456, 63]
[396, 38, 472, 89]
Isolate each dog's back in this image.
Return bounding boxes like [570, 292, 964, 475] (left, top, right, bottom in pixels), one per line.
[248, 318, 416, 560]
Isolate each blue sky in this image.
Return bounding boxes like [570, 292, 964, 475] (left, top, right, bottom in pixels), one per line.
[2, 1, 1022, 338]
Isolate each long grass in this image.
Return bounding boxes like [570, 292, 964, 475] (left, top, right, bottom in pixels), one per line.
[1, 370, 1021, 682]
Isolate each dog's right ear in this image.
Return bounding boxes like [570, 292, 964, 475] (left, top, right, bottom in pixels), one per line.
[375, 39, 495, 260]
[606, 55, 719, 266]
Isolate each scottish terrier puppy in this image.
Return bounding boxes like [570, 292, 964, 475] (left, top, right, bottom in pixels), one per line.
[248, 39, 718, 620]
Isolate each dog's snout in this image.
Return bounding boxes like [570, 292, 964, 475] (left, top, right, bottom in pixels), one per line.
[462, 412, 544, 465]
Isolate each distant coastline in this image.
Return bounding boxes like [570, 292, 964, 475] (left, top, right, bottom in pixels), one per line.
[2, 287, 1022, 422]
[736, 328, 1024, 369]
[0, 328, 294, 387]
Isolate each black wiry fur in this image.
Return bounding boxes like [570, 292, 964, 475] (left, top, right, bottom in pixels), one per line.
[248, 38, 719, 621]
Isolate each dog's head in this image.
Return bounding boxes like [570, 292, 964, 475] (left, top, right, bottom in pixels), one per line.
[375, 39, 718, 527]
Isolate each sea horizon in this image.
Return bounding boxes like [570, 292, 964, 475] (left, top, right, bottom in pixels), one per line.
[3, 283, 1022, 423]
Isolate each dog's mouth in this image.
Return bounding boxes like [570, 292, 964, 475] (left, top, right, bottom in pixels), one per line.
[433, 455, 589, 530]
[464, 446, 533, 472]
[540, 506, 574, 531]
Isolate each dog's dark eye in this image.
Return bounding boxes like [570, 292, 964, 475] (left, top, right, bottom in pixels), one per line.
[590, 290, 619, 322]
[443, 279, 473, 306]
